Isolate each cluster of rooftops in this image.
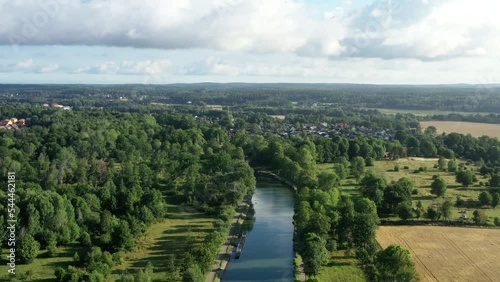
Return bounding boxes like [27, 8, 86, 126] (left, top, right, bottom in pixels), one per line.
[0, 117, 26, 130]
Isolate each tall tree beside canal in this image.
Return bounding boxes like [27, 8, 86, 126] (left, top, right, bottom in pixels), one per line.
[302, 233, 329, 276]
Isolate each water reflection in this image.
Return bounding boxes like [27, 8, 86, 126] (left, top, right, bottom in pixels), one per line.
[222, 179, 295, 282]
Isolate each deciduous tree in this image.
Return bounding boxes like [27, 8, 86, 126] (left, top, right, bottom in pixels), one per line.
[431, 176, 447, 197]
[456, 170, 477, 187]
[375, 245, 419, 282]
[302, 233, 329, 277]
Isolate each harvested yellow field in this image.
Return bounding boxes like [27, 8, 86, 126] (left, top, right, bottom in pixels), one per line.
[269, 115, 286, 120]
[377, 226, 500, 282]
[421, 121, 500, 138]
[207, 104, 224, 110]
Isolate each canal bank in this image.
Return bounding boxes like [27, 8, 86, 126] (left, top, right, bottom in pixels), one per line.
[205, 196, 252, 282]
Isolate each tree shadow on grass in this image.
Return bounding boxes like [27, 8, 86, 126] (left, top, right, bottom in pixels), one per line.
[331, 254, 356, 259]
[412, 195, 435, 201]
[325, 260, 352, 267]
[23, 279, 55, 282]
[124, 222, 214, 271]
[47, 259, 75, 270]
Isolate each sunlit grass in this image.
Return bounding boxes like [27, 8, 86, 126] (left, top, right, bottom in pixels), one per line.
[111, 203, 216, 280]
[0, 245, 84, 282]
[317, 250, 366, 282]
[319, 158, 500, 221]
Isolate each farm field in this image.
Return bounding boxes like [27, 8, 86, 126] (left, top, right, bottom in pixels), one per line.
[269, 115, 286, 120]
[374, 108, 495, 116]
[377, 226, 500, 282]
[207, 104, 224, 110]
[421, 121, 500, 138]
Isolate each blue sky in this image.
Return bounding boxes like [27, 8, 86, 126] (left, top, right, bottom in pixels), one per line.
[0, 0, 499, 84]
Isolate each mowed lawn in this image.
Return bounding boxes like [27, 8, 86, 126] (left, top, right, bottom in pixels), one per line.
[377, 226, 500, 282]
[421, 121, 500, 138]
[317, 250, 366, 282]
[319, 158, 500, 221]
[111, 204, 216, 280]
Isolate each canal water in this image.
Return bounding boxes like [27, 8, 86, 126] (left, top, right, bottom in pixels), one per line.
[222, 178, 295, 282]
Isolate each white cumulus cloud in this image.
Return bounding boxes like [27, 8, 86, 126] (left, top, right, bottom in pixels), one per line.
[37, 64, 59, 73]
[0, 0, 499, 62]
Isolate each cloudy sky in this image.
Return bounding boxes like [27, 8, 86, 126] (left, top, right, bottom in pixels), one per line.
[0, 0, 499, 84]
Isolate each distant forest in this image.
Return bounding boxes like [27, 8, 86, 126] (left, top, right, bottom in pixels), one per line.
[1, 83, 500, 113]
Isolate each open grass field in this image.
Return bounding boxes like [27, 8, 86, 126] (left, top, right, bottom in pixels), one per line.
[318, 158, 500, 221]
[151, 102, 172, 106]
[0, 245, 85, 282]
[317, 250, 366, 282]
[377, 226, 500, 282]
[111, 203, 216, 280]
[0, 203, 216, 282]
[421, 121, 500, 138]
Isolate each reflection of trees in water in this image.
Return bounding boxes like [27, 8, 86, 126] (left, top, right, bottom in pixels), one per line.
[246, 203, 255, 218]
[242, 204, 256, 233]
[242, 218, 255, 233]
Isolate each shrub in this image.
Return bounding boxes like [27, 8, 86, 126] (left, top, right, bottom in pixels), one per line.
[80, 231, 92, 247]
[326, 239, 338, 252]
[112, 251, 125, 265]
[413, 170, 420, 174]
[492, 193, 499, 208]
[403, 166, 410, 170]
[494, 217, 500, 227]
[394, 165, 400, 172]
[478, 191, 493, 206]
[472, 210, 487, 224]
[426, 206, 439, 221]
[47, 244, 59, 258]
[18, 234, 40, 264]
[366, 157, 375, 167]
[73, 252, 80, 263]
[412, 189, 419, 195]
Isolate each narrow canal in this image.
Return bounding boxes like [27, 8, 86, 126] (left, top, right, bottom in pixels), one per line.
[222, 178, 295, 282]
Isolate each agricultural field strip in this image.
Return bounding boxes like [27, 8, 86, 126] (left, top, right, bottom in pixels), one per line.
[377, 226, 500, 282]
[421, 121, 500, 138]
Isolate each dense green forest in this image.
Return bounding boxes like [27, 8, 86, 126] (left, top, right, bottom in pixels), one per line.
[0, 107, 254, 281]
[1, 84, 500, 281]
